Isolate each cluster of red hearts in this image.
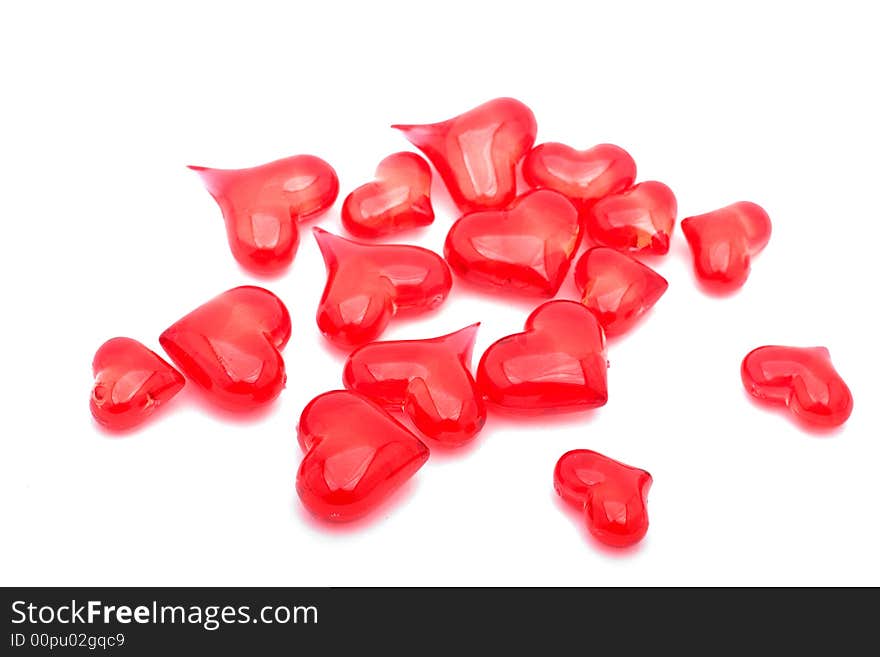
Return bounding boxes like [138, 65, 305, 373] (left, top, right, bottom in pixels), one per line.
[91, 98, 854, 549]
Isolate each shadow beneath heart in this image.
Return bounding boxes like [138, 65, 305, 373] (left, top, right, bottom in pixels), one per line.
[386, 409, 487, 463]
[482, 405, 602, 432]
[447, 274, 549, 314]
[292, 478, 422, 535]
[176, 384, 281, 425]
[312, 331, 356, 362]
[740, 389, 846, 437]
[550, 491, 648, 558]
[91, 390, 189, 439]
[662, 237, 744, 299]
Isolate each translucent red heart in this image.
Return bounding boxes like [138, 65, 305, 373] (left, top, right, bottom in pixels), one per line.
[341, 152, 434, 238]
[476, 300, 608, 413]
[296, 390, 430, 522]
[523, 142, 636, 210]
[681, 201, 771, 292]
[343, 324, 485, 446]
[190, 155, 338, 274]
[741, 345, 853, 428]
[574, 247, 668, 337]
[445, 189, 581, 296]
[394, 97, 537, 212]
[91, 337, 184, 431]
[554, 449, 652, 548]
[160, 286, 291, 412]
[314, 229, 452, 349]
[585, 181, 677, 255]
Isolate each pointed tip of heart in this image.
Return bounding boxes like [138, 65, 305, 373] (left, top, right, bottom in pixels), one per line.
[312, 227, 349, 261]
[391, 122, 443, 148]
[186, 165, 215, 182]
[438, 323, 481, 361]
[187, 164, 224, 192]
[312, 225, 336, 246]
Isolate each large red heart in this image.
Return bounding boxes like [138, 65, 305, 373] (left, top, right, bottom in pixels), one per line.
[341, 152, 434, 238]
[681, 201, 771, 292]
[342, 324, 485, 447]
[393, 97, 537, 212]
[296, 390, 430, 522]
[444, 189, 581, 297]
[585, 181, 677, 255]
[573, 247, 668, 337]
[159, 286, 291, 412]
[523, 142, 636, 210]
[314, 228, 452, 349]
[476, 300, 608, 413]
[189, 155, 338, 275]
[554, 449, 652, 548]
[741, 346, 853, 428]
[91, 337, 185, 431]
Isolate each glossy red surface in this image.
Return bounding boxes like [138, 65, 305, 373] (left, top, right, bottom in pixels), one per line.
[523, 142, 636, 210]
[341, 152, 434, 238]
[393, 97, 537, 212]
[296, 390, 430, 522]
[573, 247, 668, 337]
[91, 337, 185, 431]
[681, 201, 771, 292]
[554, 449, 652, 548]
[585, 181, 677, 254]
[159, 286, 291, 412]
[189, 155, 339, 274]
[741, 346, 853, 428]
[314, 229, 452, 349]
[444, 189, 581, 296]
[343, 324, 485, 446]
[476, 300, 608, 412]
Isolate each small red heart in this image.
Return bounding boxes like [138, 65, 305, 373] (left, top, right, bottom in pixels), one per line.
[444, 189, 581, 296]
[314, 228, 452, 349]
[681, 201, 771, 292]
[741, 346, 853, 428]
[341, 152, 434, 238]
[585, 181, 677, 255]
[159, 286, 291, 412]
[393, 97, 537, 212]
[523, 142, 636, 210]
[554, 449, 652, 548]
[189, 155, 338, 275]
[476, 300, 608, 413]
[343, 324, 486, 446]
[296, 390, 430, 522]
[91, 337, 185, 431]
[573, 247, 668, 337]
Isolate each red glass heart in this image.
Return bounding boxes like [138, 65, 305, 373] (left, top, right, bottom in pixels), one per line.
[314, 228, 452, 349]
[189, 155, 339, 275]
[159, 286, 291, 412]
[91, 337, 185, 431]
[585, 181, 677, 254]
[341, 152, 434, 238]
[296, 390, 430, 522]
[444, 189, 581, 296]
[741, 346, 853, 428]
[681, 201, 771, 292]
[342, 324, 485, 446]
[393, 97, 537, 212]
[523, 142, 636, 210]
[476, 300, 608, 413]
[573, 247, 668, 337]
[554, 449, 652, 548]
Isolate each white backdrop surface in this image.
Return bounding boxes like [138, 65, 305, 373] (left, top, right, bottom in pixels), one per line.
[1, 1, 878, 586]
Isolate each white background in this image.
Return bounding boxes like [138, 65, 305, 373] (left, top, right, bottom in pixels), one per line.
[2, 1, 878, 586]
